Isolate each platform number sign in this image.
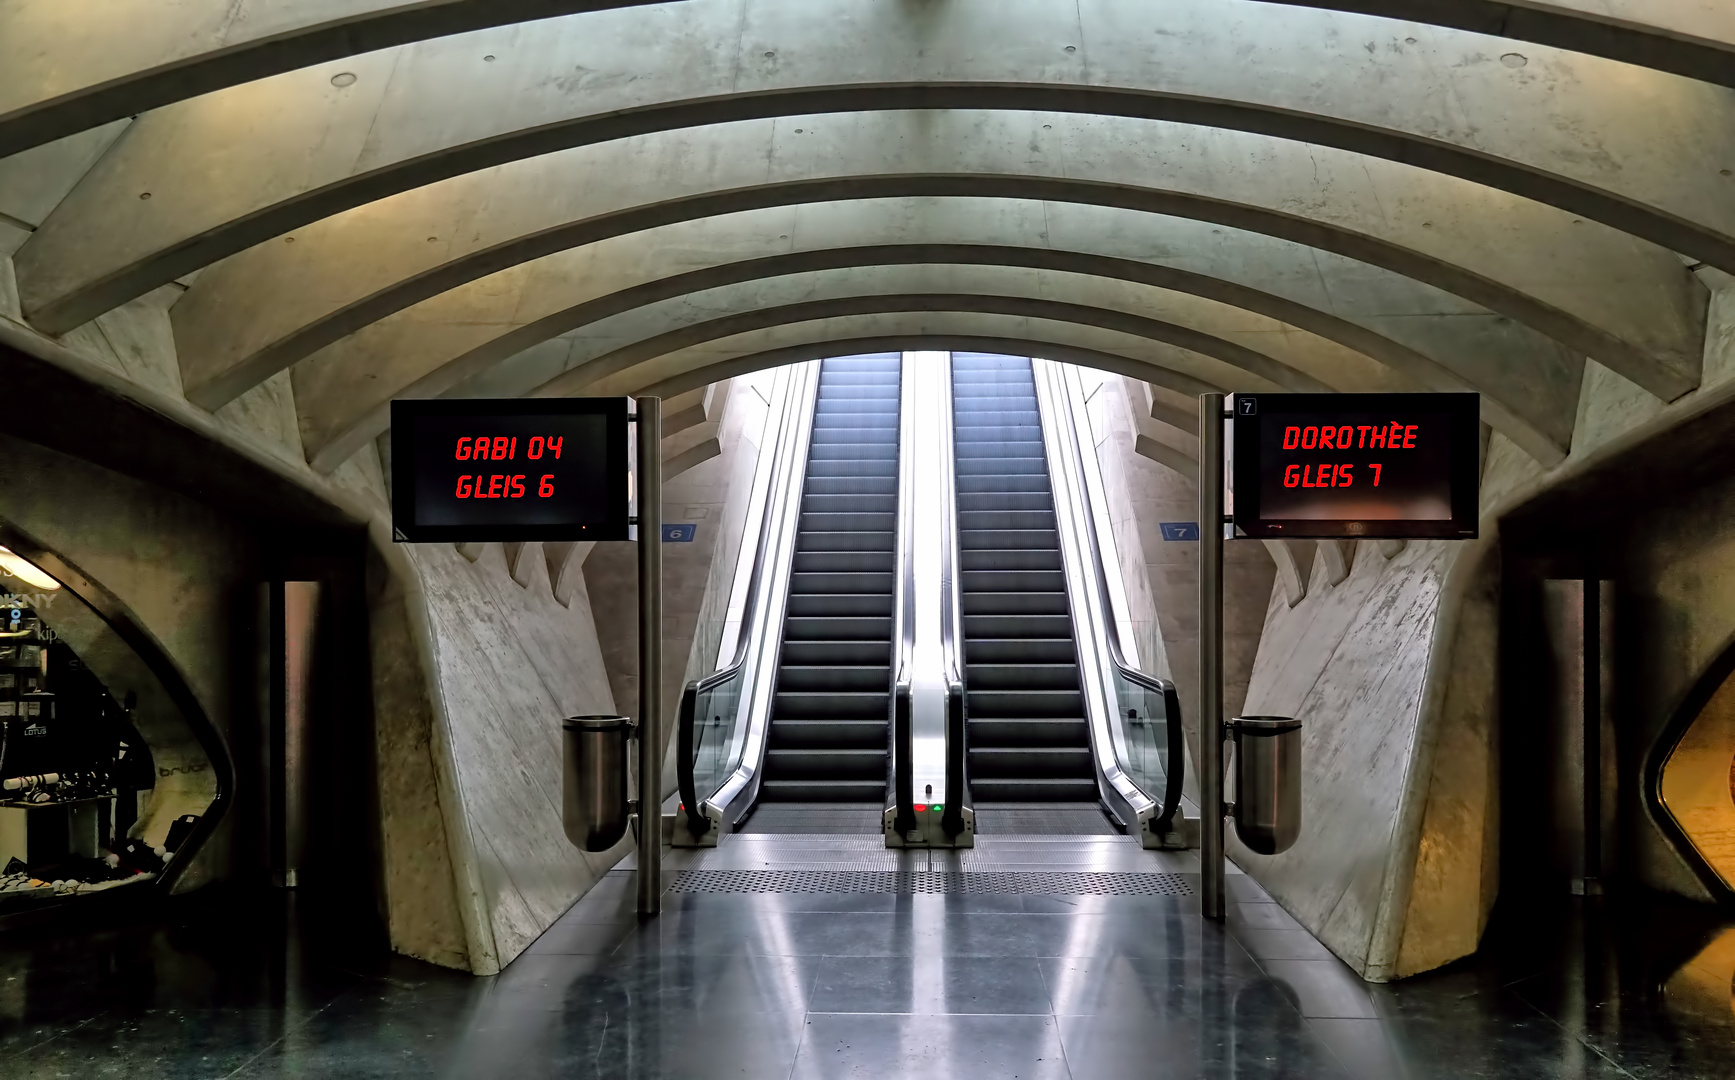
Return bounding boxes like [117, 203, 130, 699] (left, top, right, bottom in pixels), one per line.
[1231, 393, 1480, 541]
[391, 398, 631, 542]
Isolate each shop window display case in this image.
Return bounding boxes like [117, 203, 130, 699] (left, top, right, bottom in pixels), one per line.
[0, 528, 225, 914]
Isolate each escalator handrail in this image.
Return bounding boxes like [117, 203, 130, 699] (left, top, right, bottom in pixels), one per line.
[888, 356, 917, 835]
[1037, 360, 1186, 833]
[938, 353, 970, 840]
[1072, 403, 1187, 833]
[675, 363, 818, 838]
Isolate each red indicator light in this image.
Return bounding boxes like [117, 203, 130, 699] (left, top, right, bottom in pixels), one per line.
[913, 803, 928, 813]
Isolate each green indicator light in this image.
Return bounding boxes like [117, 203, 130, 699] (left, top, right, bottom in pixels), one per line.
[931, 804, 943, 812]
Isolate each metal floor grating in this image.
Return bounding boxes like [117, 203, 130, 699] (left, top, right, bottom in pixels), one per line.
[670, 868, 1193, 896]
[738, 803, 885, 834]
[971, 804, 1120, 835]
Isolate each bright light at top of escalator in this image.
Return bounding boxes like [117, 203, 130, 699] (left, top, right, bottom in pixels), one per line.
[0, 547, 60, 591]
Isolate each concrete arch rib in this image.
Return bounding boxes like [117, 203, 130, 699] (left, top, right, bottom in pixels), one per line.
[17, 0, 1723, 347]
[161, 113, 1656, 406]
[559, 326, 1237, 403]
[291, 234, 1560, 473]
[552, 290, 1303, 393]
[3, 0, 1731, 158]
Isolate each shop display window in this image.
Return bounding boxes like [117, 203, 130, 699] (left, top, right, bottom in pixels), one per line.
[0, 532, 222, 911]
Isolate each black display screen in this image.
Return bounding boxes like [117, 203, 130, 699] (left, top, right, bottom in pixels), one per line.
[1231, 393, 1480, 540]
[391, 399, 630, 542]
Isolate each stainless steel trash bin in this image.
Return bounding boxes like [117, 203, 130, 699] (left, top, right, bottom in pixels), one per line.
[1227, 716, 1302, 855]
[562, 715, 632, 852]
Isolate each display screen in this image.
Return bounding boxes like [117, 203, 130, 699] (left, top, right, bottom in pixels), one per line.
[391, 399, 630, 542]
[1232, 393, 1480, 540]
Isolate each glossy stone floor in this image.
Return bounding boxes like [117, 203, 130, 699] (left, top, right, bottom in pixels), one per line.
[0, 836, 1730, 1078]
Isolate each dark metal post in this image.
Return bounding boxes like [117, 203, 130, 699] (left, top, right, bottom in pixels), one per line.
[1198, 394, 1226, 919]
[1582, 581, 1603, 893]
[636, 396, 663, 915]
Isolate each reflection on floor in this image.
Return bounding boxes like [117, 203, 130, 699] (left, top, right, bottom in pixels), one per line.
[0, 835, 1730, 1078]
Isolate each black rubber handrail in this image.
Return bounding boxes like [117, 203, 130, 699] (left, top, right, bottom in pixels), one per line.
[1045, 366, 1186, 834]
[1081, 495, 1187, 833]
[888, 359, 918, 836]
[674, 376, 807, 840]
[939, 360, 970, 841]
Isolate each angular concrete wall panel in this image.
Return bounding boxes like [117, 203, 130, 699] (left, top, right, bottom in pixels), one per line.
[1236, 538, 1468, 978]
[385, 533, 623, 972]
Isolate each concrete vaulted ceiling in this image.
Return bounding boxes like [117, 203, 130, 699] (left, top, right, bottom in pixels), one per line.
[2, 1, 1732, 158]
[2, 0, 1729, 476]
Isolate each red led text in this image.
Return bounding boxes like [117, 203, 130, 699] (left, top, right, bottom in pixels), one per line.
[1282, 423, 1418, 451]
[454, 474, 558, 499]
[455, 435, 563, 461]
[1284, 462, 1384, 489]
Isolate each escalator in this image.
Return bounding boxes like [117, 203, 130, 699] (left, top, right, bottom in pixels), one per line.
[757, 355, 901, 805]
[951, 355, 1098, 807]
[677, 352, 1185, 850]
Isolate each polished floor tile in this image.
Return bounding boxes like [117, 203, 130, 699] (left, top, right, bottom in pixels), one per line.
[1057, 1005, 1350, 1079]
[810, 955, 1054, 1015]
[793, 1012, 1071, 1080]
[1259, 960, 1381, 1019]
[2, 843, 1731, 1078]
[1040, 954, 1269, 1017]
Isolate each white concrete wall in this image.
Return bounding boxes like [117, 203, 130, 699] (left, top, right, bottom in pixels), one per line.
[381, 535, 622, 972]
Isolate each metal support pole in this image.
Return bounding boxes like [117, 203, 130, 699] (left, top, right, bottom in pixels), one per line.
[636, 396, 663, 916]
[1198, 394, 1227, 920]
[1582, 581, 1602, 894]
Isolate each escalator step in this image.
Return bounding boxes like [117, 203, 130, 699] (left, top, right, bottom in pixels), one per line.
[967, 689, 1086, 718]
[964, 638, 1077, 663]
[782, 639, 893, 665]
[963, 614, 1073, 639]
[955, 492, 1053, 512]
[958, 510, 1058, 531]
[968, 747, 1095, 778]
[765, 748, 887, 779]
[968, 716, 1091, 748]
[792, 551, 896, 573]
[783, 616, 893, 640]
[967, 778, 1098, 802]
[961, 570, 1067, 593]
[798, 531, 896, 552]
[799, 512, 897, 532]
[789, 571, 896, 594]
[956, 475, 1052, 494]
[808, 460, 899, 479]
[965, 663, 1079, 690]
[775, 665, 892, 692]
[956, 457, 1048, 475]
[961, 591, 1071, 616]
[775, 691, 891, 719]
[959, 529, 1062, 550]
[806, 477, 898, 496]
[787, 593, 894, 617]
[960, 549, 1063, 572]
[760, 779, 888, 802]
[768, 719, 887, 748]
[803, 494, 897, 514]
